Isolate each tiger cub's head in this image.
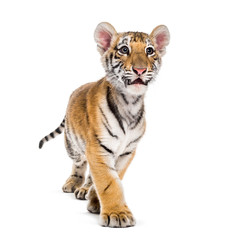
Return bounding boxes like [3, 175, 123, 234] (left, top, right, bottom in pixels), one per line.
[94, 22, 170, 95]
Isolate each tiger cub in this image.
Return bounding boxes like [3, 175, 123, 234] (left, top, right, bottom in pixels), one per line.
[39, 22, 170, 228]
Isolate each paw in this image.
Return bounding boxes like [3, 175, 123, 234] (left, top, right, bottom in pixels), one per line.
[87, 196, 100, 214]
[99, 209, 135, 228]
[86, 186, 100, 213]
[62, 175, 84, 193]
[74, 187, 88, 200]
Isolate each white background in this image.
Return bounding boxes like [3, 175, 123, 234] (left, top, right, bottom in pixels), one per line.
[0, 0, 236, 239]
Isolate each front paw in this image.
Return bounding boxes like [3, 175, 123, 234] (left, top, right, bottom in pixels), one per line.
[99, 207, 136, 228]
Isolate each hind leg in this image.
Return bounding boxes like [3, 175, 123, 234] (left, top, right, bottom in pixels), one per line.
[62, 134, 87, 193]
[62, 160, 87, 193]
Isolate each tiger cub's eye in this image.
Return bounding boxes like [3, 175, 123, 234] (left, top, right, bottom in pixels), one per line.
[119, 46, 129, 55]
[146, 47, 154, 55]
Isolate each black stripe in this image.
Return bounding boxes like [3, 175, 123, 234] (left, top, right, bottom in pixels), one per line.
[95, 134, 114, 155]
[81, 161, 86, 167]
[106, 86, 125, 134]
[146, 77, 153, 84]
[50, 132, 54, 138]
[112, 62, 121, 69]
[45, 136, 48, 141]
[104, 181, 112, 192]
[109, 52, 113, 67]
[55, 127, 61, 134]
[121, 93, 129, 105]
[99, 107, 111, 128]
[126, 135, 143, 148]
[102, 122, 118, 139]
[97, 162, 116, 171]
[60, 118, 65, 127]
[83, 99, 89, 124]
[152, 63, 157, 70]
[132, 95, 142, 105]
[100, 143, 114, 155]
[119, 152, 132, 157]
[65, 135, 76, 157]
[122, 76, 130, 87]
[105, 56, 109, 69]
[131, 105, 144, 130]
[39, 140, 44, 149]
[75, 135, 85, 154]
[128, 110, 136, 120]
[81, 99, 89, 124]
[121, 37, 128, 45]
[86, 112, 89, 124]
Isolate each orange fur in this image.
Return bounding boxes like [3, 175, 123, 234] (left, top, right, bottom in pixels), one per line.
[66, 79, 136, 224]
[39, 22, 170, 227]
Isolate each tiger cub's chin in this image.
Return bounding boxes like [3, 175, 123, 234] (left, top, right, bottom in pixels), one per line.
[126, 83, 148, 95]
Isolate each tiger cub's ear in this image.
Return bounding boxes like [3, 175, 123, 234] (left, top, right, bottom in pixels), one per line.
[94, 22, 117, 55]
[150, 25, 170, 57]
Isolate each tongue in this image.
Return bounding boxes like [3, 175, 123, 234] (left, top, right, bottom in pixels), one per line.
[132, 78, 145, 85]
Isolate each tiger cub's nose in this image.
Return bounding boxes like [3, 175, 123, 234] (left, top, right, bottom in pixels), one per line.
[132, 67, 147, 75]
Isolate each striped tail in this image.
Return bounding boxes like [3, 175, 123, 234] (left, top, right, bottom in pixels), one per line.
[39, 118, 65, 149]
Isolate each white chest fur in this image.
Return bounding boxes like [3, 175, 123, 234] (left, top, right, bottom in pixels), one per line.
[100, 92, 145, 158]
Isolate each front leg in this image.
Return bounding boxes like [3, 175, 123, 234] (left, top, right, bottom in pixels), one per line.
[86, 151, 136, 213]
[87, 144, 135, 228]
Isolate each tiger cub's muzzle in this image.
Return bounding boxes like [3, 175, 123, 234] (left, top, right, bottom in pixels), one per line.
[128, 67, 149, 86]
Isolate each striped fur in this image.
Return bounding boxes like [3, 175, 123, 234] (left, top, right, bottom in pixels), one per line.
[39, 22, 169, 228]
[39, 118, 65, 149]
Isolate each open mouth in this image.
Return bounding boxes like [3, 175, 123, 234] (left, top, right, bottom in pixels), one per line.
[128, 78, 147, 85]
